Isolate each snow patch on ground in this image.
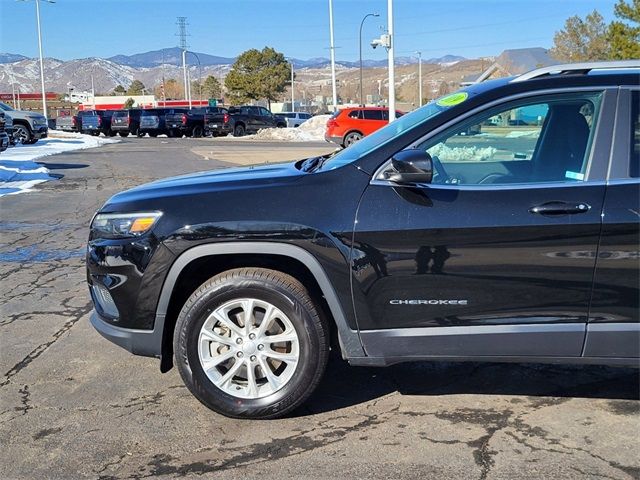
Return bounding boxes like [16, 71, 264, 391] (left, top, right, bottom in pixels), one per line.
[0, 131, 119, 197]
[251, 115, 330, 142]
[505, 130, 540, 138]
[428, 143, 497, 162]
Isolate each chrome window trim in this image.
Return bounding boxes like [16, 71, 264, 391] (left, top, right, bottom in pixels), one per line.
[371, 86, 618, 189]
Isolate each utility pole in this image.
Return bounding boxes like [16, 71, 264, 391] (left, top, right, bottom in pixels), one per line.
[27, 0, 54, 119]
[416, 51, 422, 107]
[290, 59, 295, 111]
[387, 0, 395, 122]
[176, 17, 190, 106]
[91, 75, 95, 110]
[328, 0, 337, 111]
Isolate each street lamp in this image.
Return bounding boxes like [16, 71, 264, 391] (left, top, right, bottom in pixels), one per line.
[415, 51, 422, 107]
[286, 58, 295, 112]
[188, 52, 203, 105]
[359, 13, 379, 107]
[18, 0, 54, 119]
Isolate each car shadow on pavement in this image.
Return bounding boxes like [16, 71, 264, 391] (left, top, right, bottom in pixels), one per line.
[37, 162, 88, 170]
[298, 357, 640, 416]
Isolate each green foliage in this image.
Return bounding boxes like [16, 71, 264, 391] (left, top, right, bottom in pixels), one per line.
[551, 10, 610, 61]
[224, 47, 290, 105]
[608, 0, 640, 59]
[123, 98, 135, 109]
[202, 75, 222, 99]
[127, 80, 146, 96]
[552, 2, 640, 61]
[113, 84, 126, 95]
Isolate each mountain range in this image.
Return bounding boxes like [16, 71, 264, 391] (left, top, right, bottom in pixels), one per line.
[0, 47, 466, 94]
[1, 47, 465, 69]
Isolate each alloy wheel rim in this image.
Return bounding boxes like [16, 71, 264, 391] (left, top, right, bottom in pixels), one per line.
[197, 298, 300, 399]
[15, 126, 28, 143]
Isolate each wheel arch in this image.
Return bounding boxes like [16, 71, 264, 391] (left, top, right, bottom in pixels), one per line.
[12, 119, 32, 131]
[156, 242, 364, 372]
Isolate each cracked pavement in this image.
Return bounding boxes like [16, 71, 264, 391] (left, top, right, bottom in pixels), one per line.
[1, 137, 639, 480]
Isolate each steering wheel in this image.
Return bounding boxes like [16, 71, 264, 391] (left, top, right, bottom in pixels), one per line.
[430, 155, 450, 183]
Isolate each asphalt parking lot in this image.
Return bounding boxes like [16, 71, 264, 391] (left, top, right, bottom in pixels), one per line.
[1, 137, 639, 480]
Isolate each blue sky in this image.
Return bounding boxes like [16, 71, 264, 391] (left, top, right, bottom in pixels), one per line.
[0, 0, 620, 61]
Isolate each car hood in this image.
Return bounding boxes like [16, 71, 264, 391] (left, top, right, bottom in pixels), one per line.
[105, 161, 306, 206]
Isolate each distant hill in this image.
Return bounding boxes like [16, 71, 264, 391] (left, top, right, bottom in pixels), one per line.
[107, 47, 236, 68]
[0, 53, 29, 64]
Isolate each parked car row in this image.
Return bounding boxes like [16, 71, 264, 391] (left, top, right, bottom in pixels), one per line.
[0, 101, 49, 147]
[54, 106, 303, 138]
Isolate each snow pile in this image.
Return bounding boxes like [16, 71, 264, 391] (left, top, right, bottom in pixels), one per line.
[505, 130, 540, 138]
[428, 143, 497, 162]
[0, 132, 119, 197]
[252, 115, 330, 142]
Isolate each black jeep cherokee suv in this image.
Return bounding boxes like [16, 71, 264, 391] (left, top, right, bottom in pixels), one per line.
[87, 62, 640, 419]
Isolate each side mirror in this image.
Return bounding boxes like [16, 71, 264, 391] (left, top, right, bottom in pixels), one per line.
[386, 150, 433, 185]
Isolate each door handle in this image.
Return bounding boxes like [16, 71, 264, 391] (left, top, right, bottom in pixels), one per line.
[529, 201, 591, 216]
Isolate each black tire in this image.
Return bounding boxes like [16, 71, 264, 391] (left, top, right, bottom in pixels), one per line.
[343, 131, 363, 147]
[174, 268, 329, 419]
[136, 128, 144, 138]
[233, 124, 245, 137]
[24, 138, 38, 145]
[13, 124, 32, 144]
[91, 131, 100, 136]
[276, 122, 286, 128]
[118, 131, 129, 137]
[167, 129, 178, 138]
[149, 132, 158, 138]
[192, 125, 203, 138]
[108, 130, 117, 137]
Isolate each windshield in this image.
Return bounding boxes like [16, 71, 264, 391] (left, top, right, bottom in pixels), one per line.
[0, 102, 14, 112]
[320, 91, 472, 170]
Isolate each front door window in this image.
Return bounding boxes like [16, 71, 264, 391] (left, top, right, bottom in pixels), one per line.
[415, 93, 602, 186]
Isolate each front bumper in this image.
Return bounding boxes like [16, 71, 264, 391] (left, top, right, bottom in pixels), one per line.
[90, 310, 162, 357]
[32, 126, 48, 139]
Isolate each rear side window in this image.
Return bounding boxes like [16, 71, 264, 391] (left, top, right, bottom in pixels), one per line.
[362, 110, 384, 120]
[631, 91, 639, 178]
[348, 110, 361, 119]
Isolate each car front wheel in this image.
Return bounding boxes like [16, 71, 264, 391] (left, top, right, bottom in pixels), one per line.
[174, 268, 329, 419]
[13, 124, 32, 144]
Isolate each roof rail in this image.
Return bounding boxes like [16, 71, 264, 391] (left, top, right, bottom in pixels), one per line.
[511, 60, 640, 83]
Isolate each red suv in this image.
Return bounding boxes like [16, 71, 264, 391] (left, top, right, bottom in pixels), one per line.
[325, 107, 404, 147]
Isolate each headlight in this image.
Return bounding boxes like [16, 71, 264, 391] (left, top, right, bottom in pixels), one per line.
[91, 212, 162, 238]
[31, 117, 46, 126]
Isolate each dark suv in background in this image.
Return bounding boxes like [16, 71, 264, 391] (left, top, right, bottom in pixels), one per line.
[110, 109, 143, 137]
[87, 62, 640, 419]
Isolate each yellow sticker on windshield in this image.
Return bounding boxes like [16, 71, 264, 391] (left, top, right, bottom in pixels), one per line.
[436, 92, 468, 107]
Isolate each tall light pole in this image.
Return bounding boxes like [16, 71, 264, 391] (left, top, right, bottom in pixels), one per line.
[359, 13, 379, 107]
[387, 0, 396, 122]
[188, 52, 202, 104]
[328, 0, 338, 111]
[416, 51, 423, 107]
[20, 0, 54, 119]
[289, 59, 295, 111]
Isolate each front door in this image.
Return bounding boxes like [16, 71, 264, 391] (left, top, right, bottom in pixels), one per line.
[352, 90, 616, 359]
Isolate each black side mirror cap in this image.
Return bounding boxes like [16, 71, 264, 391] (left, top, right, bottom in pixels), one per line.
[387, 150, 433, 185]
